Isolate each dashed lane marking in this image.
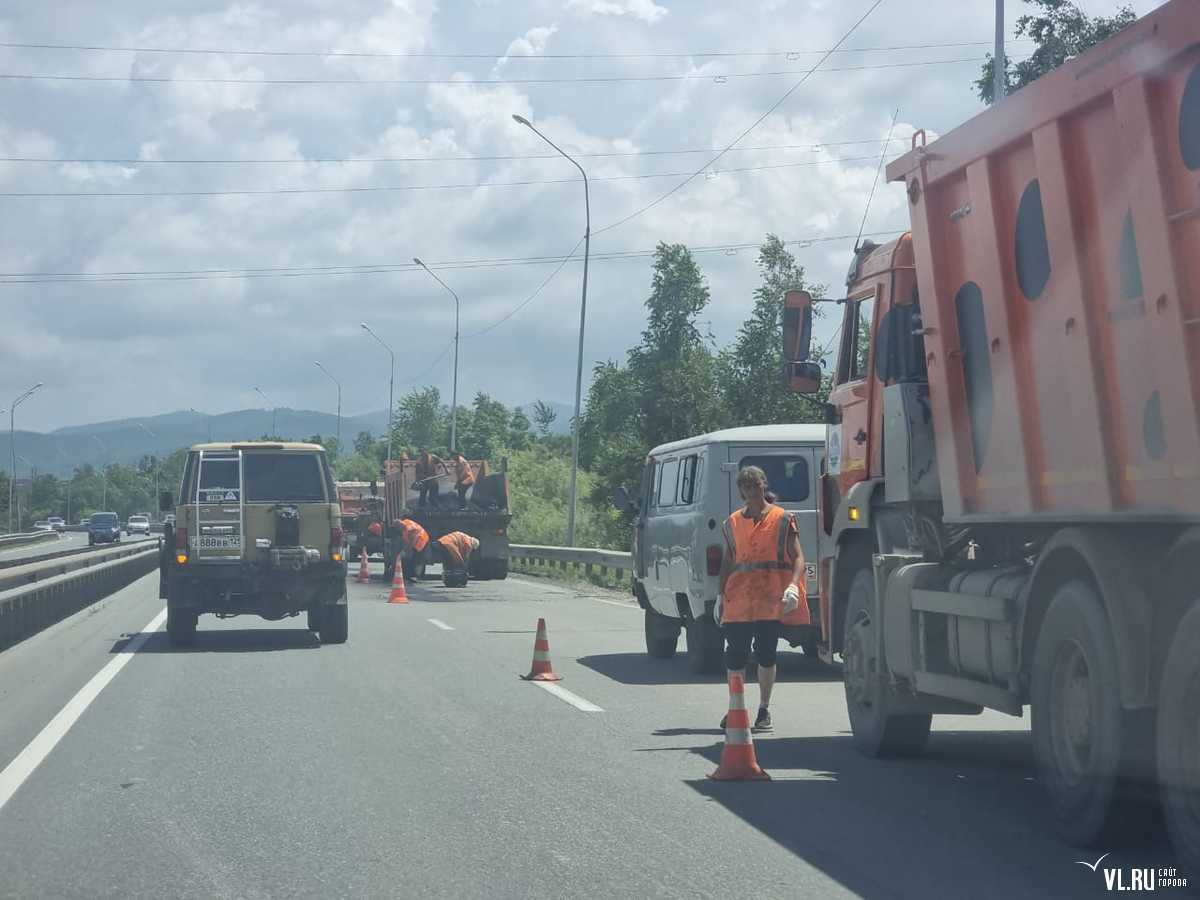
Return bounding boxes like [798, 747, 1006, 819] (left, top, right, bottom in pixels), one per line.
[532, 681, 604, 712]
[591, 596, 638, 609]
[0, 608, 166, 814]
[427, 618, 454, 631]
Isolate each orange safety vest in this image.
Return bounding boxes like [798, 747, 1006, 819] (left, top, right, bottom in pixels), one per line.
[722, 504, 809, 625]
[454, 458, 476, 487]
[398, 519, 429, 552]
[437, 531, 478, 564]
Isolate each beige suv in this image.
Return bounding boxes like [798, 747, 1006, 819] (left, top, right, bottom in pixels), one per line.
[159, 442, 348, 646]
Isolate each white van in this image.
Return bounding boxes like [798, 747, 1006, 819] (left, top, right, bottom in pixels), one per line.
[625, 424, 827, 673]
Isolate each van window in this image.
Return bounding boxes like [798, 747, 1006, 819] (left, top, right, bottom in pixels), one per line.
[657, 458, 680, 507]
[244, 453, 327, 502]
[739, 455, 810, 502]
[679, 455, 701, 505]
[641, 460, 657, 511]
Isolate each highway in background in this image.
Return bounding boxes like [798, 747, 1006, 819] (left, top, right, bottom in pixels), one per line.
[0, 531, 155, 565]
[0, 566, 1180, 899]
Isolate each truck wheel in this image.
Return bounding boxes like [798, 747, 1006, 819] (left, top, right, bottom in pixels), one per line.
[1031, 579, 1130, 846]
[686, 615, 724, 674]
[644, 608, 680, 659]
[489, 557, 509, 580]
[319, 603, 348, 644]
[843, 568, 931, 757]
[1158, 601, 1200, 875]
[166, 608, 197, 646]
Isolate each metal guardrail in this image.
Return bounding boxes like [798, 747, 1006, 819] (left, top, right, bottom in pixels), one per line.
[508, 544, 633, 580]
[0, 539, 160, 591]
[0, 531, 59, 549]
[0, 542, 160, 651]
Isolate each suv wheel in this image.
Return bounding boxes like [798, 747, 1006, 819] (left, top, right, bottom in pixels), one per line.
[644, 608, 680, 658]
[319, 603, 348, 644]
[166, 608, 197, 646]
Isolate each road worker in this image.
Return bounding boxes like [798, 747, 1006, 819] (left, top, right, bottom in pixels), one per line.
[395, 517, 431, 581]
[415, 448, 450, 508]
[451, 451, 476, 509]
[434, 530, 480, 579]
[715, 465, 806, 732]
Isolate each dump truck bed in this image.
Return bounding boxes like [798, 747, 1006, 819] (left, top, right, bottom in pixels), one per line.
[887, 0, 1200, 524]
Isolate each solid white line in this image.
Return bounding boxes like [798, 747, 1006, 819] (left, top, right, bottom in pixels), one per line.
[591, 596, 637, 609]
[427, 618, 454, 631]
[532, 681, 604, 712]
[0, 608, 166, 814]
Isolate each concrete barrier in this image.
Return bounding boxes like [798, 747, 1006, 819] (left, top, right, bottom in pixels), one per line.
[508, 544, 633, 582]
[0, 544, 160, 652]
[0, 531, 59, 549]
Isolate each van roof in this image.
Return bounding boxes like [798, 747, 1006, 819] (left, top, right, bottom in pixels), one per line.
[648, 423, 825, 457]
[187, 441, 325, 452]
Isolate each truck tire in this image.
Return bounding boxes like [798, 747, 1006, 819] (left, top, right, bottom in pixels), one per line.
[1031, 579, 1130, 846]
[166, 608, 197, 646]
[319, 603, 348, 644]
[644, 608, 680, 659]
[1158, 600, 1200, 875]
[686, 615, 724, 674]
[488, 557, 509, 580]
[843, 568, 931, 757]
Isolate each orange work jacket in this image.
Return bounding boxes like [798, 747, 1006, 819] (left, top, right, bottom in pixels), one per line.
[722, 503, 809, 625]
[454, 458, 476, 487]
[437, 531, 479, 564]
[397, 519, 429, 552]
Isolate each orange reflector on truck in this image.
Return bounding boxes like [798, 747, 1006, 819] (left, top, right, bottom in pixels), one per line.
[848, 506, 860, 522]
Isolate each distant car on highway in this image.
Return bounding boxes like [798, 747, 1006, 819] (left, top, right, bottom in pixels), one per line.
[33, 521, 53, 533]
[126, 515, 150, 536]
[47, 517, 66, 533]
[80, 517, 91, 527]
[163, 513, 175, 528]
[87, 512, 121, 546]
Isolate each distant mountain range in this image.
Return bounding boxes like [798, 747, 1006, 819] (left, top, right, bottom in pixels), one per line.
[3, 401, 573, 478]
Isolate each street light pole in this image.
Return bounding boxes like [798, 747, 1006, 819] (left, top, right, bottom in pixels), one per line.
[361, 323, 395, 463]
[91, 434, 107, 510]
[512, 114, 590, 547]
[254, 387, 276, 437]
[994, 0, 1006, 103]
[314, 361, 342, 448]
[190, 407, 212, 442]
[8, 382, 44, 533]
[137, 423, 158, 511]
[413, 258, 461, 452]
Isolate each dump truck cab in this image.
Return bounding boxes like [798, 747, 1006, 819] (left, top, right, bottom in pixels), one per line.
[159, 442, 348, 646]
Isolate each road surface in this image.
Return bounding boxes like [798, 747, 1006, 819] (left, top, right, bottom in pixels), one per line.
[0, 531, 155, 565]
[0, 564, 1182, 898]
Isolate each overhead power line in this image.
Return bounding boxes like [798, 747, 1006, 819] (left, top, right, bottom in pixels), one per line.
[0, 230, 906, 285]
[0, 38, 1030, 60]
[0, 56, 988, 86]
[0, 154, 888, 197]
[0, 136, 909, 166]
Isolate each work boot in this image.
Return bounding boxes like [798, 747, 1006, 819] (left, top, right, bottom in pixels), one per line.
[753, 707, 773, 733]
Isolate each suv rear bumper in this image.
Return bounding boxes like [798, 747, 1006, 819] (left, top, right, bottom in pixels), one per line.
[167, 560, 346, 618]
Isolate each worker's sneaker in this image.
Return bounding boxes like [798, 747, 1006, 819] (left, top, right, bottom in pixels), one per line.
[752, 707, 773, 733]
[719, 713, 728, 731]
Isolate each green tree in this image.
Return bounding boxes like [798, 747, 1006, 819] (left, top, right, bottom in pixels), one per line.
[976, 0, 1136, 104]
[392, 387, 447, 453]
[718, 234, 827, 427]
[508, 407, 533, 451]
[353, 430, 377, 457]
[463, 393, 510, 459]
[531, 400, 558, 439]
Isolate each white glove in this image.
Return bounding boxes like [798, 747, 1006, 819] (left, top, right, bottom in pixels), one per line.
[713, 594, 723, 625]
[782, 583, 801, 615]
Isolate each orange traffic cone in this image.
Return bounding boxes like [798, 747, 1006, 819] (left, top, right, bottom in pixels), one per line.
[388, 554, 409, 604]
[521, 617, 562, 681]
[356, 547, 371, 584]
[708, 672, 770, 781]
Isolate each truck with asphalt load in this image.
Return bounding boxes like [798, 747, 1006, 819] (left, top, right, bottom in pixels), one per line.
[336, 480, 386, 561]
[782, 0, 1199, 869]
[379, 457, 511, 581]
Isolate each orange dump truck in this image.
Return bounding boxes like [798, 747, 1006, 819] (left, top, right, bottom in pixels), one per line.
[784, 0, 1199, 869]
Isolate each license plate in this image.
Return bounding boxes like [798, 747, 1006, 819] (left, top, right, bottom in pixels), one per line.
[805, 563, 817, 580]
[197, 536, 241, 551]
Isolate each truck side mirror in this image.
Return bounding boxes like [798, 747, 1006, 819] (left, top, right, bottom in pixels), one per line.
[783, 289, 814, 363]
[159, 490, 174, 512]
[786, 360, 823, 395]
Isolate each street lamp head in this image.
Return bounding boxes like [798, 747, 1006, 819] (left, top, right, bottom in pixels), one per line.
[512, 114, 531, 126]
[413, 257, 424, 267]
[360, 322, 370, 331]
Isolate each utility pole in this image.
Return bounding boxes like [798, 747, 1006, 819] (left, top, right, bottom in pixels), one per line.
[994, 0, 1006, 103]
[254, 387, 276, 437]
[413, 258, 461, 452]
[91, 435, 107, 509]
[314, 361, 342, 449]
[8, 382, 43, 533]
[137, 423, 158, 512]
[361, 323, 395, 464]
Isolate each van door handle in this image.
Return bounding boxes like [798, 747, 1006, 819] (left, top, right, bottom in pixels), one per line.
[853, 429, 867, 445]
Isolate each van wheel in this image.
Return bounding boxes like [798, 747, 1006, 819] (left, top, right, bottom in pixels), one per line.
[843, 568, 931, 757]
[166, 608, 197, 646]
[1031, 579, 1134, 846]
[319, 603, 348, 644]
[1159, 601, 1200, 876]
[644, 609, 680, 659]
[686, 615, 723, 674]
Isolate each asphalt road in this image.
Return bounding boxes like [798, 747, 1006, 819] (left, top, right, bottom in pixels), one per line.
[0, 531, 155, 565]
[0, 564, 1183, 899]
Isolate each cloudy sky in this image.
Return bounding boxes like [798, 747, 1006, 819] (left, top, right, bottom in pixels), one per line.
[0, 0, 1163, 431]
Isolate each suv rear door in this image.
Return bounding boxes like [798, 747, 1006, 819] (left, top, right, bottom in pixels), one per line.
[192, 450, 244, 562]
[240, 450, 335, 558]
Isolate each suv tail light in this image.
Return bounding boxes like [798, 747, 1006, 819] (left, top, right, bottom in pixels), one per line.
[331, 526, 345, 563]
[174, 526, 189, 564]
[706, 544, 723, 576]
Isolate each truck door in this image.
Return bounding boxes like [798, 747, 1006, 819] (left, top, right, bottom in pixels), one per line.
[828, 285, 881, 493]
[193, 450, 243, 562]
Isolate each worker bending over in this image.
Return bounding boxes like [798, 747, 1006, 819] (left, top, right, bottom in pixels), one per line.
[395, 517, 430, 582]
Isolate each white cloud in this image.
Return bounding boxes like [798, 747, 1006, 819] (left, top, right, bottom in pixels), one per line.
[494, 24, 559, 72]
[565, 0, 668, 25]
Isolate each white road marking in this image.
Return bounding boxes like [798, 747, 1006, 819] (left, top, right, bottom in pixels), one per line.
[427, 618, 454, 631]
[0, 608, 166, 814]
[532, 681, 604, 712]
[591, 596, 637, 609]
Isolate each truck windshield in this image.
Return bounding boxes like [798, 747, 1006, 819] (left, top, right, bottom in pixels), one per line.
[243, 453, 326, 502]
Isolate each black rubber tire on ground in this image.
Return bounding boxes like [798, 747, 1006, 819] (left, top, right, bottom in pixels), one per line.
[488, 557, 509, 580]
[166, 608, 197, 646]
[319, 603, 348, 644]
[306, 608, 321, 631]
[686, 614, 724, 675]
[1158, 600, 1200, 875]
[843, 568, 932, 757]
[644, 608, 680, 659]
[1031, 579, 1130, 847]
